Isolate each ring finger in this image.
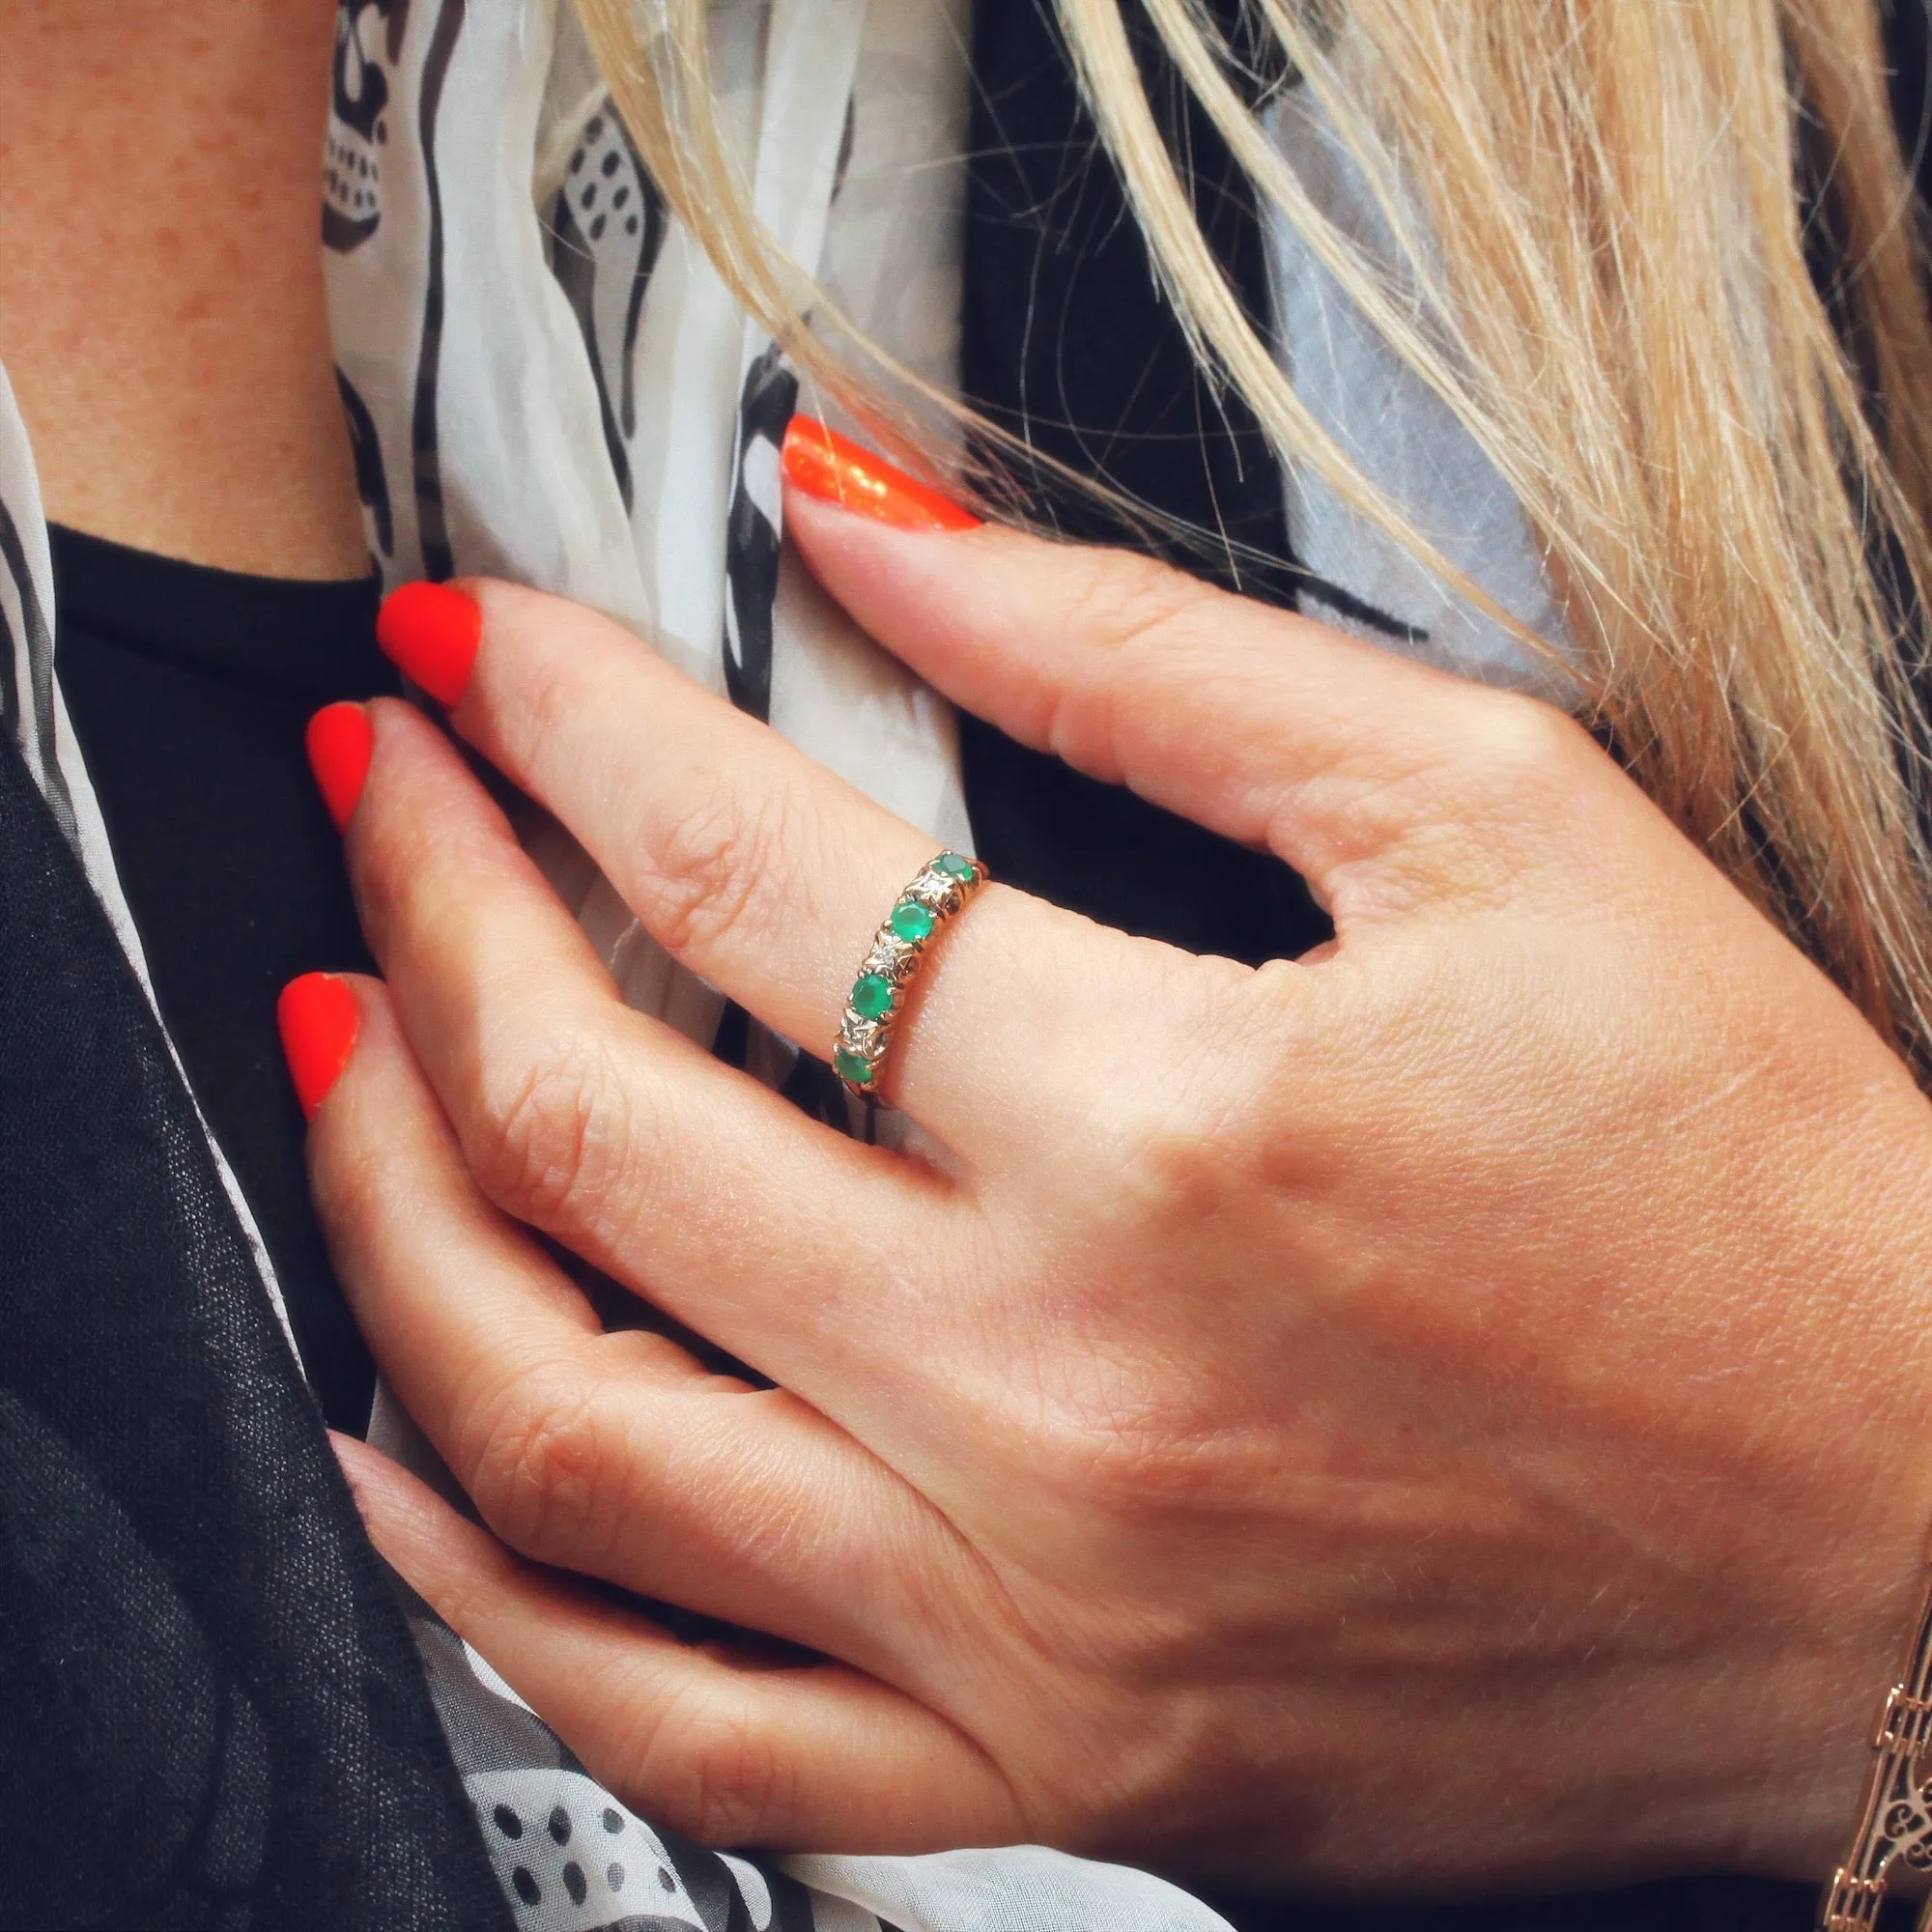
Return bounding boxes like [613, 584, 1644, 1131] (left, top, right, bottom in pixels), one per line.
[372, 577, 1190, 1156]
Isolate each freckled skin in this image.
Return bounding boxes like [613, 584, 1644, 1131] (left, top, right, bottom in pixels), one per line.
[0, 0, 364, 578]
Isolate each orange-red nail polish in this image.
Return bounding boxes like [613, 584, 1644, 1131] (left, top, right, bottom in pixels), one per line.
[780, 417, 980, 533]
[305, 701, 372, 832]
[277, 973, 360, 1122]
[376, 581, 481, 706]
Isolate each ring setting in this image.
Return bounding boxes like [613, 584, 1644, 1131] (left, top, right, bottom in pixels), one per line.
[833, 851, 987, 1099]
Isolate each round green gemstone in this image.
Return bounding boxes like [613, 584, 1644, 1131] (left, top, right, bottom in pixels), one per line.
[889, 900, 936, 942]
[851, 972, 895, 1020]
[932, 852, 978, 881]
[833, 1045, 874, 1087]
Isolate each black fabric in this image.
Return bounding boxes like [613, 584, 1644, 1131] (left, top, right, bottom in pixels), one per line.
[0, 728, 511, 1929]
[1893, 1, 1932, 213]
[959, 0, 1332, 968]
[962, 0, 1296, 584]
[51, 526, 394, 1435]
[1201, 1879, 1902, 1932]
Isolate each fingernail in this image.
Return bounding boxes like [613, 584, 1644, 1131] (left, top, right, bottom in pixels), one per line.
[781, 417, 980, 533]
[376, 581, 481, 706]
[305, 701, 373, 831]
[277, 972, 360, 1121]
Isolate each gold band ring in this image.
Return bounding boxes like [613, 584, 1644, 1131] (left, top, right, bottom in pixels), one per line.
[832, 851, 988, 1101]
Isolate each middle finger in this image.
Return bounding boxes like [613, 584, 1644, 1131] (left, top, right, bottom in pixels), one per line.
[342, 698, 980, 1426]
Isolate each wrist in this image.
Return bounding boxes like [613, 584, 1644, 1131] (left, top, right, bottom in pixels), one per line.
[1731, 1224, 1932, 1889]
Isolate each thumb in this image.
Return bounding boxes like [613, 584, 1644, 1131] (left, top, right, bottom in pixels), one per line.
[783, 443, 1593, 926]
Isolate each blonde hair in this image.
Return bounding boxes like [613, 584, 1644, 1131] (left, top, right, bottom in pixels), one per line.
[576, 0, 1932, 1065]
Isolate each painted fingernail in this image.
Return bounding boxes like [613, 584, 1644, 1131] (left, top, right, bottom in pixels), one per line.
[305, 701, 373, 831]
[277, 972, 360, 1122]
[780, 417, 980, 533]
[376, 581, 481, 706]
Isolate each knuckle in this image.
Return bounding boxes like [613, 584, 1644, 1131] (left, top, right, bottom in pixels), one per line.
[1395, 691, 1598, 899]
[1459, 690, 1592, 808]
[1026, 1396, 1219, 1529]
[641, 781, 790, 963]
[685, 1711, 793, 1847]
[1065, 549, 1208, 664]
[306, 1115, 391, 1249]
[639, 1692, 795, 1848]
[1039, 550, 1219, 777]
[463, 1364, 614, 1563]
[465, 1025, 639, 1228]
[1105, 1078, 1245, 1232]
[497, 614, 620, 778]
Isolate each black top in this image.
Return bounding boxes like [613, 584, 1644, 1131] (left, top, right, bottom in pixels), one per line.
[52, 526, 396, 1434]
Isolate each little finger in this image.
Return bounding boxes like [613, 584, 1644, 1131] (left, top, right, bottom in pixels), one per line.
[333, 1435, 1029, 1854]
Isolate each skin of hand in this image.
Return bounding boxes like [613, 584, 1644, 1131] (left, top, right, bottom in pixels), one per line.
[303, 483, 1932, 1898]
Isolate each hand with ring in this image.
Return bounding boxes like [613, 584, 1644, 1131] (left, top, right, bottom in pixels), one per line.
[298, 451, 1932, 1896]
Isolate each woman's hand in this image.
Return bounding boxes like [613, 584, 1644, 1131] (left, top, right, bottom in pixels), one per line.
[304, 476, 1932, 1895]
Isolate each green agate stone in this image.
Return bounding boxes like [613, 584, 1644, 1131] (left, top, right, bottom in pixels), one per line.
[932, 852, 978, 881]
[851, 973, 895, 1020]
[833, 1045, 874, 1087]
[889, 900, 936, 943]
